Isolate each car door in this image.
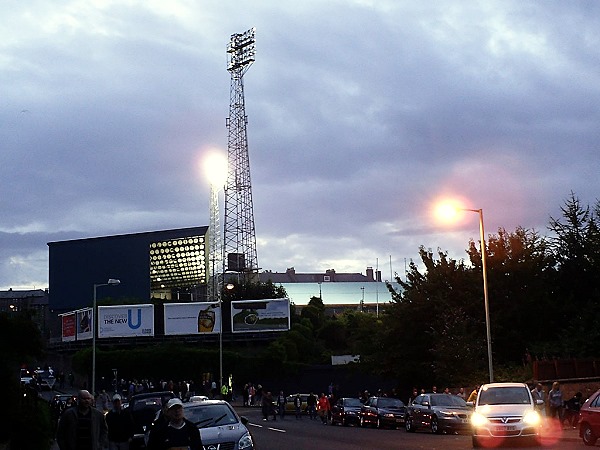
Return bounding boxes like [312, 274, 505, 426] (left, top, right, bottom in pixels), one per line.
[414, 395, 430, 427]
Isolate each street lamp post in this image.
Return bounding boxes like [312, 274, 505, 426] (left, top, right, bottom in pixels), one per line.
[92, 278, 120, 396]
[464, 208, 493, 383]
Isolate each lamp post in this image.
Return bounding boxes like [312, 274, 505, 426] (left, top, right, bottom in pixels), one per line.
[463, 208, 493, 383]
[92, 278, 120, 396]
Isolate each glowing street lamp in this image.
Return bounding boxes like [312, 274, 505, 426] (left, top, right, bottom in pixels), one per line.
[92, 278, 120, 395]
[436, 202, 493, 383]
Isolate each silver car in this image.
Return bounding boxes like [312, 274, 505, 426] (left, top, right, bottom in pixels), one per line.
[184, 399, 255, 450]
[405, 393, 471, 434]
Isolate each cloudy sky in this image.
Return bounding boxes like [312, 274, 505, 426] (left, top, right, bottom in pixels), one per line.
[2, 0, 599, 291]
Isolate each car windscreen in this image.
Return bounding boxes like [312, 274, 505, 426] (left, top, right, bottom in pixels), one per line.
[430, 394, 467, 407]
[343, 398, 363, 407]
[186, 403, 239, 428]
[478, 387, 531, 405]
[377, 398, 404, 408]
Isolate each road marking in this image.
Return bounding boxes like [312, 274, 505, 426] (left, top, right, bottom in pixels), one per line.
[248, 423, 286, 433]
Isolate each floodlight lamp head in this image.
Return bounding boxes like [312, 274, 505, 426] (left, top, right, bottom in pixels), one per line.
[107, 279, 121, 286]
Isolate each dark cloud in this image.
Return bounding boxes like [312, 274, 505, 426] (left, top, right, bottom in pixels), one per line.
[1, 1, 600, 289]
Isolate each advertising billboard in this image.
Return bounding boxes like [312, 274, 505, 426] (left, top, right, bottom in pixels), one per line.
[76, 308, 93, 341]
[98, 304, 154, 338]
[231, 298, 290, 333]
[164, 302, 222, 335]
[61, 312, 76, 342]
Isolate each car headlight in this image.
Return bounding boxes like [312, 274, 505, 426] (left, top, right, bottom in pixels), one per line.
[523, 410, 541, 426]
[471, 412, 488, 427]
[439, 410, 455, 417]
[383, 413, 394, 418]
[239, 432, 254, 449]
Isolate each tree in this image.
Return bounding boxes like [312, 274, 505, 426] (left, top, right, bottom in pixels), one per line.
[466, 227, 556, 363]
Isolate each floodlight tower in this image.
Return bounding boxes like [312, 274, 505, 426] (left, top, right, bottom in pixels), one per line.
[224, 27, 259, 281]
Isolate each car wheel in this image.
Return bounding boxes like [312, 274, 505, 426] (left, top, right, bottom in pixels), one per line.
[582, 424, 598, 446]
[472, 436, 480, 448]
[405, 416, 415, 433]
[431, 416, 441, 434]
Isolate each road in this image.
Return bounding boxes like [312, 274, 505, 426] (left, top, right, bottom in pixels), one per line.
[41, 389, 587, 450]
[237, 407, 587, 450]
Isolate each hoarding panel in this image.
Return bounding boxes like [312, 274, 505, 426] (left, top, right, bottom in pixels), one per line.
[164, 302, 221, 335]
[98, 304, 154, 338]
[76, 308, 93, 340]
[61, 313, 76, 342]
[231, 298, 290, 333]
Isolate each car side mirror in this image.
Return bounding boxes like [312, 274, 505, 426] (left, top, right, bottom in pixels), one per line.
[240, 416, 249, 425]
[466, 401, 474, 407]
[535, 399, 544, 405]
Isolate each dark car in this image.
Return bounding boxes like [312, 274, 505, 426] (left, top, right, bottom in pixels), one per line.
[125, 391, 176, 449]
[405, 393, 472, 434]
[579, 388, 600, 446]
[360, 396, 406, 429]
[331, 397, 362, 426]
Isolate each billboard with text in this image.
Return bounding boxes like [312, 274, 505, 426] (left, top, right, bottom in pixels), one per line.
[61, 312, 76, 342]
[164, 302, 222, 335]
[231, 298, 290, 333]
[98, 304, 154, 338]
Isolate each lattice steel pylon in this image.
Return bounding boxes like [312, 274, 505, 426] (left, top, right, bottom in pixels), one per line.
[207, 183, 222, 302]
[223, 27, 259, 281]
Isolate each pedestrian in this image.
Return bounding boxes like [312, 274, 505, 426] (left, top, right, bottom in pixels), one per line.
[307, 392, 317, 420]
[456, 387, 466, 399]
[317, 393, 330, 424]
[467, 385, 480, 403]
[146, 398, 202, 450]
[531, 383, 545, 415]
[408, 387, 418, 405]
[105, 394, 134, 450]
[548, 381, 563, 429]
[294, 394, 302, 419]
[563, 392, 582, 429]
[56, 389, 108, 450]
[98, 389, 111, 413]
[262, 391, 276, 421]
[276, 390, 287, 419]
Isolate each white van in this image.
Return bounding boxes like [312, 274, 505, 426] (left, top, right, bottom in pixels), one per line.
[471, 382, 543, 447]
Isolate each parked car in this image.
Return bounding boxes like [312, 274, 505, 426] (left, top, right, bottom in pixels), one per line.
[160, 399, 255, 450]
[34, 369, 56, 390]
[471, 382, 543, 447]
[331, 397, 362, 426]
[359, 396, 406, 429]
[579, 387, 600, 446]
[125, 391, 176, 450]
[405, 393, 471, 434]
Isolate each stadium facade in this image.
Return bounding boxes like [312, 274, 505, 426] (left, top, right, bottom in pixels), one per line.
[48, 226, 209, 312]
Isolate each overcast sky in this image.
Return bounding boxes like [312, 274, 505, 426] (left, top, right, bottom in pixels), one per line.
[2, 0, 599, 291]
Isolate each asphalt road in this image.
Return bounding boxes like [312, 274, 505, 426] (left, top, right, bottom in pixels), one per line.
[238, 407, 586, 450]
[41, 389, 587, 450]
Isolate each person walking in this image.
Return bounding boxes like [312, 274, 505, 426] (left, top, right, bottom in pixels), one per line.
[307, 392, 317, 420]
[548, 381, 563, 429]
[147, 398, 202, 450]
[294, 394, 303, 419]
[531, 383, 546, 415]
[56, 389, 108, 450]
[105, 394, 135, 450]
[317, 393, 330, 424]
[276, 390, 287, 420]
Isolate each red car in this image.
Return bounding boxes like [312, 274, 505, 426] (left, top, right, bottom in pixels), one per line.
[579, 388, 600, 446]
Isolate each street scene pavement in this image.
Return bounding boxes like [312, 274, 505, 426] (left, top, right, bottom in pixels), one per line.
[44, 385, 581, 450]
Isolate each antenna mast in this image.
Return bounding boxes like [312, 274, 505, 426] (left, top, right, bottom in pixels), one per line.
[223, 28, 259, 282]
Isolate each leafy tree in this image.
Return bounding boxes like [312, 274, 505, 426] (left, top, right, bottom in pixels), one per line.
[466, 227, 556, 363]
[549, 193, 600, 356]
